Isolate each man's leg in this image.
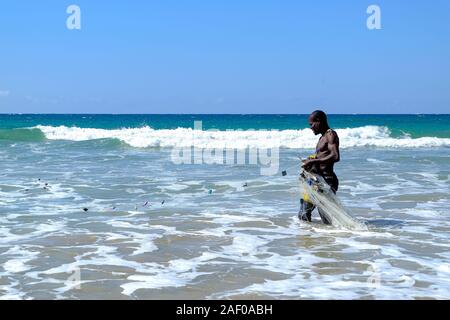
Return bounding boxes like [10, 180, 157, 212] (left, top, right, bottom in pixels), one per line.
[324, 173, 339, 194]
[318, 174, 339, 225]
[317, 208, 332, 225]
[298, 198, 314, 222]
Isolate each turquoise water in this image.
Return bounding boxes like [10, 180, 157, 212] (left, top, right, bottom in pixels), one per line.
[1, 114, 450, 139]
[0, 114, 449, 299]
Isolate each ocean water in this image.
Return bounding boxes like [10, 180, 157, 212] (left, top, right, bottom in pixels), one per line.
[0, 114, 449, 299]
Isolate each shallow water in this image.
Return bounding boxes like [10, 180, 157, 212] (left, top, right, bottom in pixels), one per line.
[1, 139, 449, 299]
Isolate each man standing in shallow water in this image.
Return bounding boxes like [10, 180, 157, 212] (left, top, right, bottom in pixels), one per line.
[299, 110, 340, 224]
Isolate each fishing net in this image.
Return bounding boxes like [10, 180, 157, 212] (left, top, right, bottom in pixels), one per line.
[299, 170, 367, 230]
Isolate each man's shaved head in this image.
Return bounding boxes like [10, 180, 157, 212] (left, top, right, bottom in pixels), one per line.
[308, 110, 329, 135]
[310, 110, 328, 124]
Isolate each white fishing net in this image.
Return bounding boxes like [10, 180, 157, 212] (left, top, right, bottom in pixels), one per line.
[299, 170, 367, 230]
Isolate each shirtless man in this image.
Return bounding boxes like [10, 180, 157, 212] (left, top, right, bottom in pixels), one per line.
[299, 110, 340, 224]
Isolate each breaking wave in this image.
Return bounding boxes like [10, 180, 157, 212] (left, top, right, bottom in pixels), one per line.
[12, 125, 450, 149]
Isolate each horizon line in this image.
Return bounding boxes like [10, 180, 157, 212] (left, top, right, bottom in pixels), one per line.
[1, 113, 449, 116]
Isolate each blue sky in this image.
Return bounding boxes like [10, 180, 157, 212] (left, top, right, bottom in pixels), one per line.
[0, 0, 449, 114]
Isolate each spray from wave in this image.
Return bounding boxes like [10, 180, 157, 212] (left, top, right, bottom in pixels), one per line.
[8, 125, 448, 149]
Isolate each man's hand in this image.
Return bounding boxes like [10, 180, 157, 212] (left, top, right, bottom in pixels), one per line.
[302, 159, 316, 170]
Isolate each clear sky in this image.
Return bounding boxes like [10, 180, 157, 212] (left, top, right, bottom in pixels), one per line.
[0, 0, 449, 114]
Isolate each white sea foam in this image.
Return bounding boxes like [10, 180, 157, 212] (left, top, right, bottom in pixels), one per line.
[35, 125, 450, 149]
[2, 137, 450, 299]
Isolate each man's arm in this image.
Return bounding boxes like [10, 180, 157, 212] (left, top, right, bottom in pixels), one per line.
[302, 131, 340, 168]
[320, 131, 340, 163]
